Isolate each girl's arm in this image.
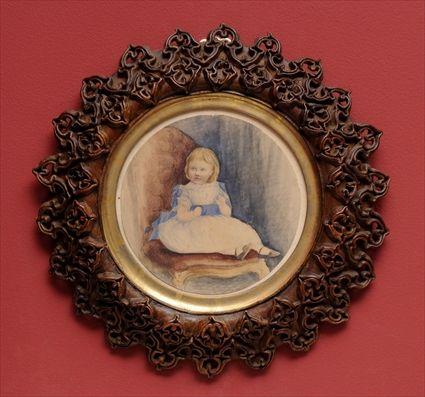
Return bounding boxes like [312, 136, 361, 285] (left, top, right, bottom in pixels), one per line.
[217, 184, 232, 216]
[217, 196, 231, 216]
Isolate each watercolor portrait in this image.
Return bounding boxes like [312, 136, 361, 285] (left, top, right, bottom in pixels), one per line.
[117, 112, 307, 295]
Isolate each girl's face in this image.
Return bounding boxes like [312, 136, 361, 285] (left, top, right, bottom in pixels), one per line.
[187, 159, 214, 184]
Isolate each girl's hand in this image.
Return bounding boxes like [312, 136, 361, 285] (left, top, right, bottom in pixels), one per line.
[192, 207, 202, 217]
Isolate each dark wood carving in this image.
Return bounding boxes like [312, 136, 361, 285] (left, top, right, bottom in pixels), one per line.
[33, 25, 389, 377]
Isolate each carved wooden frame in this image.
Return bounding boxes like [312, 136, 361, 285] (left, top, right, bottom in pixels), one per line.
[33, 25, 389, 377]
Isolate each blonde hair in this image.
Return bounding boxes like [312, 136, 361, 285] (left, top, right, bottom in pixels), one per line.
[184, 147, 220, 182]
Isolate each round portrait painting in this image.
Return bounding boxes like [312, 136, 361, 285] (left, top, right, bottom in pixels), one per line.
[102, 94, 320, 313]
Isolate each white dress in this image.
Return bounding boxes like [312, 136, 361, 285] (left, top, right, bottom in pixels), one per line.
[155, 181, 264, 256]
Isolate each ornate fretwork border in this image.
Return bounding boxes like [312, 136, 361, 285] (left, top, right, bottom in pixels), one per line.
[33, 25, 389, 377]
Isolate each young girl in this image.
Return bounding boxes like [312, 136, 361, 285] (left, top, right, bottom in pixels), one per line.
[149, 147, 280, 260]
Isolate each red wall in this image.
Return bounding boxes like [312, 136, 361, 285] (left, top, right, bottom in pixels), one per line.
[1, 1, 424, 396]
